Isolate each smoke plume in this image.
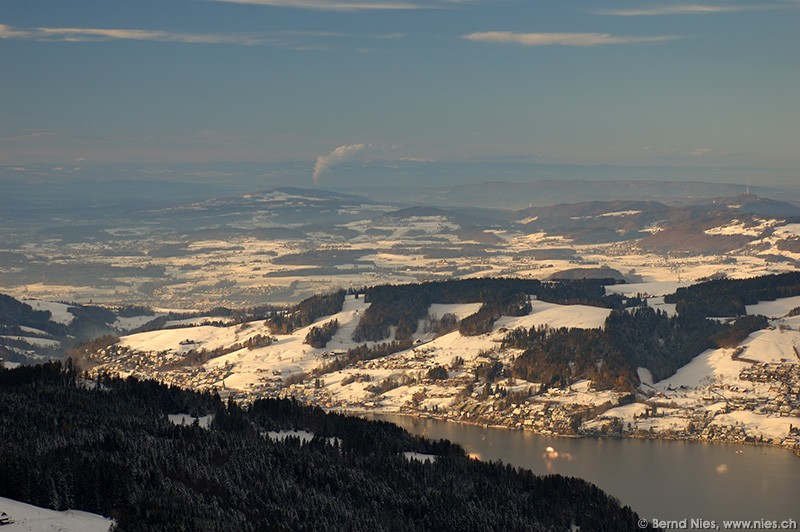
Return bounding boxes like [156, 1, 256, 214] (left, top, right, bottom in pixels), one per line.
[312, 143, 367, 184]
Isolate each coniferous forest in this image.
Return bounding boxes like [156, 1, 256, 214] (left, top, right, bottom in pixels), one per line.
[351, 277, 621, 342]
[0, 362, 653, 531]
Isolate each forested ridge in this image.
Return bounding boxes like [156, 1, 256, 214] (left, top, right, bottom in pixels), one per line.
[352, 277, 624, 342]
[265, 289, 347, 335]
[665, 271, 800, 317]
[0, 295, 128, 364]
[0, 362, 652, 531]
[504, 304, 770, 389]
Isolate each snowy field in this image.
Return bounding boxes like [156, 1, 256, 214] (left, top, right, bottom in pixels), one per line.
[746, 295, 800, 318]
[20, 300, 74, 325]
[737, 328, 800, 364]
[113, 314, 164, 331]
[656, 347, 750, 390]
[0, 336, 60, 348]
[605, 281, 690, 297]
[496, 301, 611, 331]
[0, 497, 112, 532]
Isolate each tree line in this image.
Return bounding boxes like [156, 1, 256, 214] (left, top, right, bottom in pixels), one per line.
[265, 289, 346, 334]
[665, 271, 800, 318]
[351, 278, 620, 343]
[0, 362, 652, 531]
[505, 302, 772, 390]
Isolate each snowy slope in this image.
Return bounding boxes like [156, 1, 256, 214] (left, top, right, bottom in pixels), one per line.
[92, 293, 800, 448]
[20, 300, 74, 325]
[496, 301, 611, 331]
[113, 314, 164, 331]
[746, 295, 800, 318]
[655, 347, 750, 390]
[427, 303, 483, 321]
[0, 497, 112, 531]
[203, 295, 372, 390]
[737, 328, 800, 364]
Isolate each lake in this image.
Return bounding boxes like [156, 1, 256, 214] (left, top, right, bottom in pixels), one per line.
[375, 414, 800, 526]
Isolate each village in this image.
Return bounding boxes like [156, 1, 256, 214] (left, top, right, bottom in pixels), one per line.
[87, 323, 800, 456]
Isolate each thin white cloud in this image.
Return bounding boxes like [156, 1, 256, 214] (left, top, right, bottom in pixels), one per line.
[313, 143, 368, 184]
[463, 31, 680, 47]
[691, 147, 713, 157]
[375, 32, 407, 40]
[397, 157, 434, 162]
[0, 24, 262, 45]
[0, 23, 404, 50]
[0, 24, 32, 39]
[208, 0, 423, 10]
[594, 4, 786, 16]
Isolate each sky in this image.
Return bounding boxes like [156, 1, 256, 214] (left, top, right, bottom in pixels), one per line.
[1, 0, 799, 188]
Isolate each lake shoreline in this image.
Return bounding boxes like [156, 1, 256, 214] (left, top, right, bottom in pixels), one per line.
[359, 410, 800, 525]
[344, 407, 800, 457]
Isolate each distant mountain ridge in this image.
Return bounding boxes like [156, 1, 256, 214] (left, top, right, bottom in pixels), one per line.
[379, 179, 793, 210]
[694, 193, 800, 218]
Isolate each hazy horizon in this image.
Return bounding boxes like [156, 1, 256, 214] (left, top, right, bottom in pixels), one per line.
[3, 0, 799, 193]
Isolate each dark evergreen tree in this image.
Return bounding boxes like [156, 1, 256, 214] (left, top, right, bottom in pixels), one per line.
[0, 363, 654, 531]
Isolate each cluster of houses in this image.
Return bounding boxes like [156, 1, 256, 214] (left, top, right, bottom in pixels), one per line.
[739, 363, 800, 417]
[276, 357, 800, 453]
[89, 343, 233, 392]
[86, 327, 800, 455]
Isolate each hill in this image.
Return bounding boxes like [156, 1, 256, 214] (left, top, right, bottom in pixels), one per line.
[0, 362, 649, 531]
[79, 275, 800, 451]
[396, 180, 791, 210]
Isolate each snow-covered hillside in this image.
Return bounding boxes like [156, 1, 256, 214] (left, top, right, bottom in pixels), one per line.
[91, 294, 612, 408]
[87, 292, 800, 451]
[21, 300, 75, 325]
[0, 497, 112, 531]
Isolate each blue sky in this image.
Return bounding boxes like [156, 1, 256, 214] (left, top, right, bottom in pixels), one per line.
[2, 0, 799, 187]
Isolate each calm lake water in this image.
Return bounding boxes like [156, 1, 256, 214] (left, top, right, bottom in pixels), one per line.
[374, 414, 800, 526]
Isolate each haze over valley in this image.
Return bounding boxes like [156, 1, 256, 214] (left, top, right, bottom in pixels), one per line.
[2, 182, 799, 310]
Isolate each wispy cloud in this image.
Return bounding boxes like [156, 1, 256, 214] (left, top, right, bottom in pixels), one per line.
[691, 147, 713, 157]
[594, 4, 786, 16]
[644, 145, 730, 160]
[0, 23, 404, 50]
[463, 31, 680, 47]
[313, 143, 369, 184]
[207, 0, 424, 11]
[0, 24, 263, 45]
